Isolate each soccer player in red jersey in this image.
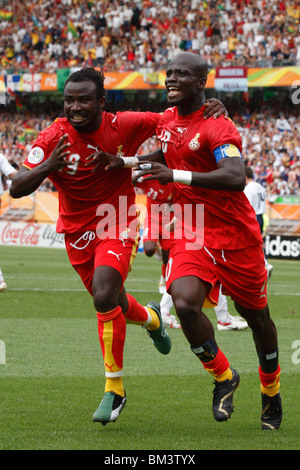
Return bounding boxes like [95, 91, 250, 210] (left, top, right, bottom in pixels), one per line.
[93, 53, 282, 430]
[9, 68, 172, 425]
[134, 174, 173, 285]
[9, 66, 226, 425]
[134, 175, 173, 265]
[133, 174, 180, 328]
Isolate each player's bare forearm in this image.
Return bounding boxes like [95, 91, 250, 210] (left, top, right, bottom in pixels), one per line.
[191, 157, 246, 190]
[86, 148, 166, 171]
[137, 149, 166, 164]
[10, 135, 70, 198]
[136, 157, 246, 191]
[9, 164, 51, 198]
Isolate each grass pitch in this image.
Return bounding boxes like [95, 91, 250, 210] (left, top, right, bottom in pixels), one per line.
[0, 245, 299, 450]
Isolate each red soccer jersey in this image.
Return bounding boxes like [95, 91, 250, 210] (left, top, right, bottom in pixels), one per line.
[23, 111, 160, 234]
[135, 178, 173, 209]
[156, 106, 262, 250]
[135, 178, 174, 248]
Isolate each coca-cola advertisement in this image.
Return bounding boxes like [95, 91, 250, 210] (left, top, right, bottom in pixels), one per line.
[0, 221, 65, 248]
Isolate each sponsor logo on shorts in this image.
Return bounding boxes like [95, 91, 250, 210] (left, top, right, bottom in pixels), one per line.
[70, 231, 95, 250]
[107, 250, 123, 261]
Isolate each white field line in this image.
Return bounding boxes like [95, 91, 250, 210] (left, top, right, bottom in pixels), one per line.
[5, 287, 300, 295]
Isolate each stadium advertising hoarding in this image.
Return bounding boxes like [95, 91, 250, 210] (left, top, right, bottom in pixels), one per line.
[265, 234, 300, 260]
[0, 221, 299, 259]
[0, 221, 145, 252]
[0, 221, 65, 249]
[2, 67, 300, 95]
[215, 67, 248, 92]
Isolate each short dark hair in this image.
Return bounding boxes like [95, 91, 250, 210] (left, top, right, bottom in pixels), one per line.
[64, 67, 106, 98]
[245, 166, 254, 179]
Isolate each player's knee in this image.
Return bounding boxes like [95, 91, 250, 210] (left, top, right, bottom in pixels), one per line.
[93, 287, 118, 313]
[143, 241, 157, 257]
[144, 247, 156, 257]
[234, 302, 270, 330]
[173, 298, 198, 322]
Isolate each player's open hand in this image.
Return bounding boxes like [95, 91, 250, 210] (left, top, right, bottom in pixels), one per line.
[203, 98, 228, 119]
[136, 161, 173, 185]
[85, 151, 125, 172]
[47, 134, 71, 172]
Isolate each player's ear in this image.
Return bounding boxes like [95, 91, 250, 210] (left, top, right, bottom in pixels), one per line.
[198, 77, 207, 89]
[99, 96, 106, 109]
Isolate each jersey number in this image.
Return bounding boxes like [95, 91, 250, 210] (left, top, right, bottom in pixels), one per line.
[257, 191, 266, 212]
[60, 153, 80, 175]
[158, 130, 171, 153]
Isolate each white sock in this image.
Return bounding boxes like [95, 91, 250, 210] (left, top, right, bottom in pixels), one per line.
[160, 292, 174, 316]
[214, 292, 230, 323]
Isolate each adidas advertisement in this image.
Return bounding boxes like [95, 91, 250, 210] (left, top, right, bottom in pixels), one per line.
[265, 235, 300, 260]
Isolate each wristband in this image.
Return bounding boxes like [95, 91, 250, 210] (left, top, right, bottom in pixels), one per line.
[120, 156, 139, 168]
[173, 169, 192, 185]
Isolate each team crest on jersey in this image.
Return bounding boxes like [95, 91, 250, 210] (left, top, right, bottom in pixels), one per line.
[28, 147, 44, 164]
[116, 145, 124, 158]
[188, 133, 200, 151]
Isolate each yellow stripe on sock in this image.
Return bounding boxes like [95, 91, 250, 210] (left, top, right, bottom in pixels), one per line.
[102, 320, 123, 374]
[206, 367, 233, 382]
[145, 307, 160, 331]
[105, 377, 125, 397]
[261, 380, 280, 397]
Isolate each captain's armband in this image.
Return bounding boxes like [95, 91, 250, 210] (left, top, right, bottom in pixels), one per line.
[213, 144, 243, 164]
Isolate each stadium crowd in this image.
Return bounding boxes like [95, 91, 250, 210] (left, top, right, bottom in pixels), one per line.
[1, 95, 300, 197]
[0, 0, 299, 197]
[0, 0, 299, 74]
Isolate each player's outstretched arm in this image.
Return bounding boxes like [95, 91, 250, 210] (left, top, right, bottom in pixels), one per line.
[137, 157, 245, 191]
[9, 135, 70, 198]
[86, 149, 166, 172]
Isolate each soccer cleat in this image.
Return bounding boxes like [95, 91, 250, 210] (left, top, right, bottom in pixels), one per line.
[0, 281, 7, 292]
[217, 314, 248, 331]
[261, 392, 282, 430]
[212, 368, 240, 422]
[146, 301, 172, 354]
[93, 391, 127, 425]
[162, 313, 181, 329]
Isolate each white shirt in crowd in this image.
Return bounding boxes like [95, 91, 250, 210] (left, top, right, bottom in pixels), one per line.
[244, 180, 266, 216]
[0, 153, 17, 196]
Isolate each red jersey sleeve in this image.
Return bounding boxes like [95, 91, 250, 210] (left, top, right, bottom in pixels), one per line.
[117, 111, 160, 155]
[22, 120, 63, 169]
[204, 116, 243, 154]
